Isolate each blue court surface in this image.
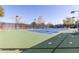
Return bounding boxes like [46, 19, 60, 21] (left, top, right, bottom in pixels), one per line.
[22, 32, 79, 53]
[28, 28, 65, 34]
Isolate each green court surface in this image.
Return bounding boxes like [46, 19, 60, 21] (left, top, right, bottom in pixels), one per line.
[54, 49, 79, 53]
[58, 33, 79, 48]
[0, 31, 55, 49]
[22, 33, 68, 53]
[23, 33, 79, 53]
[0, 30, 79, 53]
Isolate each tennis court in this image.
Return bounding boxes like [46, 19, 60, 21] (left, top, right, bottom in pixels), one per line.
[0, 30, 58, 52]
[28, 28, 65, 34]
[22, 32, 79, 53]
[0, 29, 79, 53]
[0, 31, 55, 49]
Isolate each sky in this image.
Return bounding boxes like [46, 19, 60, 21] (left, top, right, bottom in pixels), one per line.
[1, 5, 79, 24]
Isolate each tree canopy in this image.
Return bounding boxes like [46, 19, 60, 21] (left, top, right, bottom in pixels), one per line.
[0, 6, 4, 16]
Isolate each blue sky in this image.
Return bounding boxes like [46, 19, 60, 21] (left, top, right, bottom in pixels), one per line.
[1, 5, 79, 24]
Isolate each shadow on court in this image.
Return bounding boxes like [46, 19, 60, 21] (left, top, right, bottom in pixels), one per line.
[21, 32, 79, 53]
[21, 33, 69, 53]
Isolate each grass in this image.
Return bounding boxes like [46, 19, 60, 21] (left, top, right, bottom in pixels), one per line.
[0, 30, 56, 49]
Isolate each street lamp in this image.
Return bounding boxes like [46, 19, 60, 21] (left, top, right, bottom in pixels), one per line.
[71, 10, 79, 31]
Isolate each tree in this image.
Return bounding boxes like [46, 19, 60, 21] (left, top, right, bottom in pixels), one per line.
[0, 6, 4, 30]
[37, 16, 45, 25]
[63, 17, 76, 28]
[0, 6, 4, 16]
[40, 22, 45, 29]
[31, 21, 36, 29]
[41, 23, 45, 26]
[47, 23, 54, 28]
[36, 16, 46, 28]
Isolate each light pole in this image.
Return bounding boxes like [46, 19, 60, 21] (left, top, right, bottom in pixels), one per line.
[71, 10, 79, 31]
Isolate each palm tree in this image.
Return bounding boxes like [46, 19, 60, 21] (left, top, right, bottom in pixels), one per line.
[15, 16, 19, 30]
[31, 21, 36, 29]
